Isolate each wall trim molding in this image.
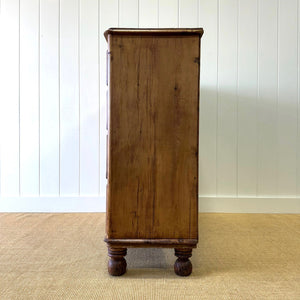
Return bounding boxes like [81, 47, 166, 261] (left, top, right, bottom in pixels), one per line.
[0, 196, 106, 212]
[0, 196, 299, 213]
[199, 197, 300, 213]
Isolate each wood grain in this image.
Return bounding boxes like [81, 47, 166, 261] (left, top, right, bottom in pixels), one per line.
[106, 30, 201, 241]
[104, 238, 197, 248]
[104, 28, 204, 40]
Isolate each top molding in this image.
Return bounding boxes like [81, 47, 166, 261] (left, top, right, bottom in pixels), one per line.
[104, 28, 204, 41]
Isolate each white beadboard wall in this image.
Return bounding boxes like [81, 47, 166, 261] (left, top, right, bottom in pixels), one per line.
[0, 0, 299, 212]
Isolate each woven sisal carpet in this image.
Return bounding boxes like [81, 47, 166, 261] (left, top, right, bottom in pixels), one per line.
[0, 213, 299, 299]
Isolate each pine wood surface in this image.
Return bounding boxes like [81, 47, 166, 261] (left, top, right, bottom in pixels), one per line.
[106, 31, 200, 241]
[104, 28, 204, 40]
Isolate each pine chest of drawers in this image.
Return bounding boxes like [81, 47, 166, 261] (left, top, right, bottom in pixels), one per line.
[104, 28, 203, 276]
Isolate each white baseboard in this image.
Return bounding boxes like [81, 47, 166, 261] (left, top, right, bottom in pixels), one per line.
[199, 196, 300, 213]
[0, 196, 106, 212]
[0, 196, 299, 213]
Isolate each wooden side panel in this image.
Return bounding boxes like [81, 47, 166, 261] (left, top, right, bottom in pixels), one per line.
[107, 35, 199, 239]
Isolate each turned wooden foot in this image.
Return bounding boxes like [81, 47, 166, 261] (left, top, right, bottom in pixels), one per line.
[107, 247, 127, 276]
[174, 248, 193, 276]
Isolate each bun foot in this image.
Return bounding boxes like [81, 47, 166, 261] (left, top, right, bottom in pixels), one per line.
[107, 247, 127, 276]
[174, 248, 193, 276]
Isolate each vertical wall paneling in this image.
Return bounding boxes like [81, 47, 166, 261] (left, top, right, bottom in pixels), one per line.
[1, 0, 300, 212]
[20, 0, 39, 196]
[0, 0, 20, 196]
[237, 0, 258, 196]
[257, 0, 278, 196]
[158, 0, 178, 28]
[0, 0, 1, 195]
[298, 0, 300, 198]
[79, 0, 99, 195]
[139, 0, 158, 27]
[119, 0, 138, 27]
[99, 0, 118, 197]
[60, 0, 79, 196]
[179, 0, 198, 27]
[217, 0, 238, 196]
[179, 0, 198, 28]
[277, 0, 298, 196]
[198, 0, 218, 196]
[40, 0, 60, 196]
